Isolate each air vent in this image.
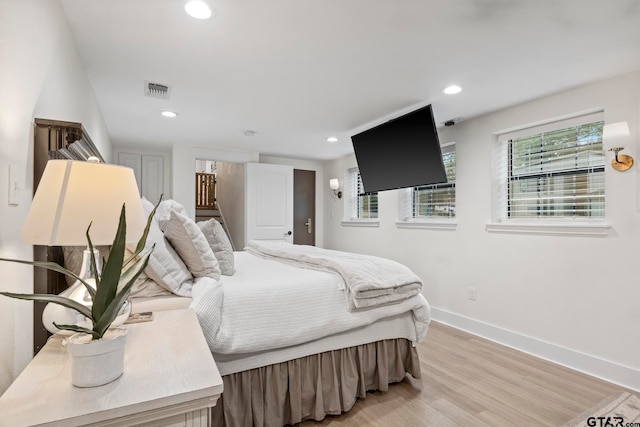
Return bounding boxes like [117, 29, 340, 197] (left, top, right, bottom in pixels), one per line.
[144, 81, 171, 99]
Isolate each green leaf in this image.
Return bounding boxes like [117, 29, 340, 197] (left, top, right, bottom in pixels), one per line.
[53, 323, 99, 339]
[85, 223, 100, 295]
[135, 194, 161, 254]
[93, 250, 151, 338]
[91, 204, 126, 322]
[0, 292, 93, 319]
[118, 246, 153, 292]
[124, 195, 161, 268]
[0, 257, 96, 299]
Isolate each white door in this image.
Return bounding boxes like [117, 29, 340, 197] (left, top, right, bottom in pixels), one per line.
[117, 153, 142, 194]
[117, 153, 164, 204]
[141, 155, 164, 204]
[245, 163, 293, 244]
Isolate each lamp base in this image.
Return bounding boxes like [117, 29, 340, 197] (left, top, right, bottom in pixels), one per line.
[42, 279, 131, 335]
[612, 154, 633, 171]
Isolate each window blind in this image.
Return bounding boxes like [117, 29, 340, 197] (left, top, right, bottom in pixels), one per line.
[413, 144, 456, 219]
[497, 116, 605, 219]
[346, 168, 378, 219]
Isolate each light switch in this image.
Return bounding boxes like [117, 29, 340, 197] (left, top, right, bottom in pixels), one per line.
[8, 164, 19, 206]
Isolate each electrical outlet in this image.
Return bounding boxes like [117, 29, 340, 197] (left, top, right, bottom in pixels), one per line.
[468, 287, 478, 301]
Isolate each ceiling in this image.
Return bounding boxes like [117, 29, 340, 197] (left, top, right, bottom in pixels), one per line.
[60, 0, 640, 161]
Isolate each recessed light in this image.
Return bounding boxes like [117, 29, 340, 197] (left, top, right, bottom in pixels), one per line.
[443, 85, 462, 95]
[185, 1, 213, 19]
[161, 111, 178, 118]
[326, 136, 339, 143]
[244, 130, 256, 137]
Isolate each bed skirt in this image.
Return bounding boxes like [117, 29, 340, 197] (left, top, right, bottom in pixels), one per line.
[211, 338, 421, 427]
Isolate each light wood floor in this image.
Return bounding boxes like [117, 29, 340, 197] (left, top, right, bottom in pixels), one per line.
[301, 321, 630, 427]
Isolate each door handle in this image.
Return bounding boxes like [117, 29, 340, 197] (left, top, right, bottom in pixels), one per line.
[304, 218, 312, 234]
[284, 230, 292, 236]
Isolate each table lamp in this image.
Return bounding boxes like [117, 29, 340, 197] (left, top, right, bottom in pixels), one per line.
[22, 159, 146, 334]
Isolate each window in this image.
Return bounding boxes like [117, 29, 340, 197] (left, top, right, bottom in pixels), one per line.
[495, 112, 605, 221]
[411, 143, 456, 219]
[345, 168, 378, 220]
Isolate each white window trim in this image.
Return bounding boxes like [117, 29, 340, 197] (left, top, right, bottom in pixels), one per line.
[341, 219, 380, 227]
[396, 218, 457, 230]
[485, 220, 610, 237]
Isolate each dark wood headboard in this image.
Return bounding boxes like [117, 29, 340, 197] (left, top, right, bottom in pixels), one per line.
[32, 118, 104, 354]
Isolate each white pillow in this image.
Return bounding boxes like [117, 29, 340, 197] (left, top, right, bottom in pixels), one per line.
[123, 248, 172, 298]
[197, 218, 235, 276]
[156, 199, 188, 231]
[128, 200, 193, 296]
[163, 210, 221, 280]
[140, 197, 156, 216]
[128, 274, 173, 298]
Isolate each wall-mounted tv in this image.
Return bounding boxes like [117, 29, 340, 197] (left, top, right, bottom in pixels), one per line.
[351, 104, 447, 193]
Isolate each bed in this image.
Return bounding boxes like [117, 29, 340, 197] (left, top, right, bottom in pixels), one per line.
[122, 199, 431, 426]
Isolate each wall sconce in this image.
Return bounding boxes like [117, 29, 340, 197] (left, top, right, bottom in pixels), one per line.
[329, 178, 342, 198]
[603, 121, 633, 172]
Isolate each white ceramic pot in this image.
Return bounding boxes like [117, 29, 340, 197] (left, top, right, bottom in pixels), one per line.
[66, 327, 128, 387]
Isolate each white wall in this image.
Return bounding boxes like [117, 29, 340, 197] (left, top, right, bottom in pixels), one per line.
[260, 155, 326, 248]
[324, 71, 640, 390]
[216, 162, 246, 250]
[0, 0, 111, 394]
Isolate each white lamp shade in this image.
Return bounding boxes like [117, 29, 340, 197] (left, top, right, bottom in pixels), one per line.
[22, 160, 146, 246]
[329, 178, 340, 191]
[603, 121, 630, 149]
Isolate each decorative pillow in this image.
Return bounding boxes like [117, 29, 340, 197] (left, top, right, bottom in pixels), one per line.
[127, 201, 193, 296]
[163, 210, 221, 280]
[129, 276, 173, 298]
[123, 248, 172, 298]
[156, 199, 188, 231]
[197, 218, 235, 276]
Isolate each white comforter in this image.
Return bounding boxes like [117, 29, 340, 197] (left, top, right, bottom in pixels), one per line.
[190, 251, 430, 355]
[246, 240, 423, 311]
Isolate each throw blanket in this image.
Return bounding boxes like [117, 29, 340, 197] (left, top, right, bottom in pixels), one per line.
[245, 240, 422, 311]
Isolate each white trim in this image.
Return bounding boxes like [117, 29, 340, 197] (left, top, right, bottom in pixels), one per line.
[396, 220, 457, 230]
[430, 307, 640, 392]
[493, 107, 604, 139]
[340, 220, 380, 227]
[485, 221, 610, 237]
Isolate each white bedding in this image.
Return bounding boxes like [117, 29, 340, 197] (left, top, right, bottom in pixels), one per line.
[213, 312, 421, 375]
[190, 251, 430, 356]
[246, 240, 423, 310]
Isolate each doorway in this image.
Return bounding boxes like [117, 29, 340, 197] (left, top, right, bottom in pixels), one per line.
[293, 169, 316, 246]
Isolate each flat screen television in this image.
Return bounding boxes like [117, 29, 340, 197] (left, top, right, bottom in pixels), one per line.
[351, 104, 447, 193]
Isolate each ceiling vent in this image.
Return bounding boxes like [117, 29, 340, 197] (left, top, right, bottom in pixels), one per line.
[144, 81, 171, 99]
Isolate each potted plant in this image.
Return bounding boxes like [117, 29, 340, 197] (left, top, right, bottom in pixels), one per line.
[0, 201, 156, 387]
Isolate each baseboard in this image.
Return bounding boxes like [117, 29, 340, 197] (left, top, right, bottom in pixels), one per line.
[430, 307, 640, 392]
